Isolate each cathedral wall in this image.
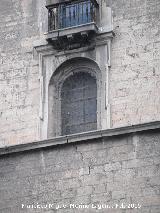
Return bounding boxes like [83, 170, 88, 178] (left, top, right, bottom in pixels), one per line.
[0, 0, 46, 146]
[0, 0, 160, 146]
[109, 0, 160, 127]
[0, 129, 160, 212]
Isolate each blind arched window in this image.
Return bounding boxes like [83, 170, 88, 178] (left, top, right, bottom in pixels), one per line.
[61, 72, 97, 135]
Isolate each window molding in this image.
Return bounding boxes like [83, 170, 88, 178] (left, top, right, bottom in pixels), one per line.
[34, 33, 114, 140]
[48, 58, 102, 137]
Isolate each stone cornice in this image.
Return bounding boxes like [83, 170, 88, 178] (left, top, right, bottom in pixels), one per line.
[0, 121, 160, 156]
[33, 32, 114, 57]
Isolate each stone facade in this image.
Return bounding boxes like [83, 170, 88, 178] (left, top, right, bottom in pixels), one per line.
[110, 0, 160, 127]
[0, 0, 46, 146]
[0, 0, 160, 146]
[0, 1, 160, 212]
[0, 126, 160, 213]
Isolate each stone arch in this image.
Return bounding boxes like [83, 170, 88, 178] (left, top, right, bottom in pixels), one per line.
[48, 57, 102, 137]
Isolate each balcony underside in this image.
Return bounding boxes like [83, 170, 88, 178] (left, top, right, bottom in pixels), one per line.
[46, 22, 98, 50]
[46, 22, 98, 40]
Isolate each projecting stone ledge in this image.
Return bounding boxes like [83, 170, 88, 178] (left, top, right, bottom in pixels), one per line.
[45, 23, 99, 50]
[46, 23, 98, 40]
[0, 121, 160, 156]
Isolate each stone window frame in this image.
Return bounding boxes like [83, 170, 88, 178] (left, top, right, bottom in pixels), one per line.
[34, 33, 114, 140]
[48, 58, 102, 137]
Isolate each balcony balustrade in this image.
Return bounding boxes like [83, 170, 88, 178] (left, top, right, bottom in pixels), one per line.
[46, 0, 99, 50]
[48, 0, 97, 31]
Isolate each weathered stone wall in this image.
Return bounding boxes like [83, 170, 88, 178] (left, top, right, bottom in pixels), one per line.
[0, 130, 160, 212]
[0, 0, 160, 146]
[109, 0, 160, 127]
[0, 0, 47, 146]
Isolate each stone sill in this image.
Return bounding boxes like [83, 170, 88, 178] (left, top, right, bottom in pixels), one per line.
[0, 121, 160, 156]
[46, 22, 98, 40]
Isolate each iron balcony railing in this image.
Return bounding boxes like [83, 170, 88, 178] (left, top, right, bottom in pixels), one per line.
[48, 0, 97, 32]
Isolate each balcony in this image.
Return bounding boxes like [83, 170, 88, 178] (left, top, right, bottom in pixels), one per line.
[46, 0, 99, 50]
